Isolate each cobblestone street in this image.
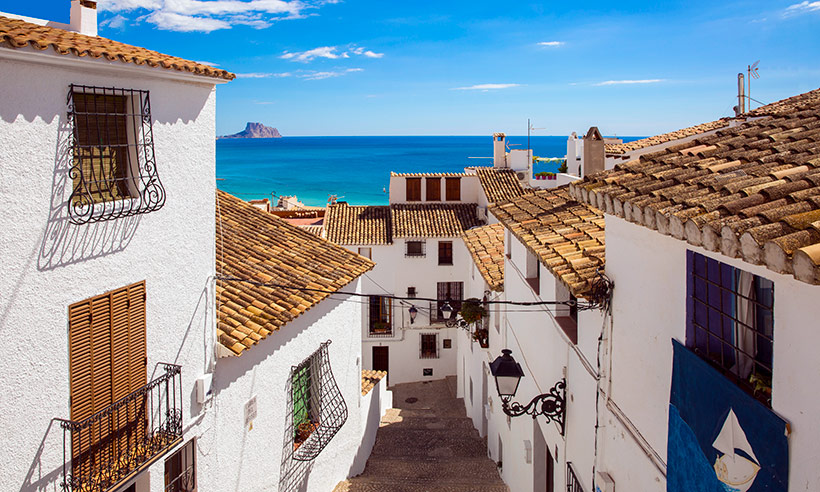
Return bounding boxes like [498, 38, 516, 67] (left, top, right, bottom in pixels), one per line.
[334, 377, 508, 492]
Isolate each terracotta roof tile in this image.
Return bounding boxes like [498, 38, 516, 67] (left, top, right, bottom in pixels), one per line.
[0, 16, 234, 80]
[325, 203, 391, 245]
[390, 172, 468, 177]
[361, 370, 387, 395]
[391, 203, 482, 238]
[216, 191, 374, 355]
[462, 223, 506, 291]
[571, 86, 820, 284]
[489, 187, 605, 298]
[474, 167, 531, 204]
[325, 202, 483, 245]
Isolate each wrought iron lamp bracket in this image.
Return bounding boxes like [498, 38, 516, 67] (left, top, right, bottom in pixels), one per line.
[500, 378, 566, 435]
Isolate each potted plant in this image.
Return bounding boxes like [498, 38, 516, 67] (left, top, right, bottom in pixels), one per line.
[371, 321, 390, 333]
[546, 172, 556, 180]
[460, 298, 487, 324]
[294, 420, 319, 449]
[557, 159, 568, 174]
[472, 327, 489, 348]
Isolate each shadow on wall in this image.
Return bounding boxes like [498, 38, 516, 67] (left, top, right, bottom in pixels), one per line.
[19, 419, 63, 492]
[278, 373, 314, 492]
[37, 114, 140, 271]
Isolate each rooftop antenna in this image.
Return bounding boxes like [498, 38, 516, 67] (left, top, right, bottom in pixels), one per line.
[747, 60, 760, 110]
[527, 119, 545, 153]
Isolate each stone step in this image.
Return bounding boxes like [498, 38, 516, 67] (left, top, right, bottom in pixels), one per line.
[379, 414, 478, 430]
[356, 457, 502, 483]
[333, 480, 509, 492]
[370, 428, 489, 458]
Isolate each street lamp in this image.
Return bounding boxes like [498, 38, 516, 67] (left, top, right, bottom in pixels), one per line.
[440, 302, 455, 320]
[408, 305, 418, 324]
[489, 349, 566, 435]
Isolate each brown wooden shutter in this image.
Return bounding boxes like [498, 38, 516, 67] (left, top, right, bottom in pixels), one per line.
[445, 177, 461, 201]
[426, 178, 441, 201]
[406, 178, 421, 201]
[68, 281, 147, 477]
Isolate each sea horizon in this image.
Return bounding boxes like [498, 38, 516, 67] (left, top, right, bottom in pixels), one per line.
[216, 135, 643, 207]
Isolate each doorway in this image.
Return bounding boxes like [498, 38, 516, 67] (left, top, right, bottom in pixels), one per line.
[372, 346, 389, 384]
[534, 425, 552, 492]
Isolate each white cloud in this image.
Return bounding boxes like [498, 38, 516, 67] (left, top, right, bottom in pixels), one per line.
[592, 79, 665, 86]
[282, 45, 384, 62]
[302, 68, 362, 80]
[100, 14, 129, 29]
[281, 46, 342, 61]
[452, 83, 521, 91]
[784, 1, 820, 16]
[236, 72, 293, 78]
[537, 41, 564, 47]
[97, 0, 317, 32]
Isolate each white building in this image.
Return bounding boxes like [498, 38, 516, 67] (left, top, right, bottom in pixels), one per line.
[0, 4, 385, 492]
[568, 87, 820, 492]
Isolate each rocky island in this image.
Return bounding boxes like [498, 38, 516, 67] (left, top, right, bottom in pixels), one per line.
[219, 122, 282, 139]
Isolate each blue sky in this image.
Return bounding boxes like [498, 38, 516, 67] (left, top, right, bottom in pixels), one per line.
[9, 0, 820, 136]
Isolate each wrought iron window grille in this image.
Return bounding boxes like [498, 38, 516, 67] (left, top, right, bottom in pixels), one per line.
[287, 341, 348, 461]
[57, 363, 183, 492]
[67, 84, 166, 224]
[566, 461, 584, 492]
[405, 240, 426, 257]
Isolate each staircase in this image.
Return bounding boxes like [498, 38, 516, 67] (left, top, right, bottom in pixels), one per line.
[334, 377, 508, 492]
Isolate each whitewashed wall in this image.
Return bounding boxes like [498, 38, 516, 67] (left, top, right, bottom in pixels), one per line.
[388, 174, 480, 203]
[0, 51, 217, 492]
[599, 215, 820, 492]
[203, 289, 368, 492]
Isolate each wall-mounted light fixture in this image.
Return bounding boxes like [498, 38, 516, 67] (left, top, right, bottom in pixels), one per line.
[489, 349, 566, 435]
[408, 305, 418, 324]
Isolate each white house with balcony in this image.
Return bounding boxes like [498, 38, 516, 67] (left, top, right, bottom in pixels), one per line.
[0, 4, 385, 492]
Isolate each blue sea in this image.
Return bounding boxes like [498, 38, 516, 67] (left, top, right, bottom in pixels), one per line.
[216, 136, 641, 207]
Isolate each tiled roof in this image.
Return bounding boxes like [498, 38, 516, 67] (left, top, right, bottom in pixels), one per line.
[462, 223, 506, 291]
[391, 203, 482, 238]
[605, 119, 732, 155]
[490, 188, 606, 297]
[570, 88, 820, 285]
[325, 202, 483, 244]
[390, 172, 468, 177]
[0, 16, 234, 80]
[604, 88, 820, 155]
[325, 203, 392, 245]
[298, 224, 325, 237]
[216, 191, 374, 355]
[361, 370, 387, 395]
[474, 167, 530, 204]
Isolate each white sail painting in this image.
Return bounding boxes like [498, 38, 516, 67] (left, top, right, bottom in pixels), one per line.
[713, 408, 761, 492]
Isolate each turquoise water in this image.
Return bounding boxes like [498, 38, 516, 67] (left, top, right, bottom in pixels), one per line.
[216, 136, 640, 207]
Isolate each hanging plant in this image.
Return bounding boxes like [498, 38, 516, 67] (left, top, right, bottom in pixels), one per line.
[460, 298, 487, 325]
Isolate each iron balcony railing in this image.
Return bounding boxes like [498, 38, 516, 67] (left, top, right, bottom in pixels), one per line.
[566, 462, 584, 492]
[57, 363, 183, 492]
[367, 328, 394, 338]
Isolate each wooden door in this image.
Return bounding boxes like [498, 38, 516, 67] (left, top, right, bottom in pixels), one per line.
[372, 346, 389, 378]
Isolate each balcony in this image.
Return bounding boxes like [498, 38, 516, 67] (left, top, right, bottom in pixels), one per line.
[368, 321, 394, 338]
[57, 363, 183, 492]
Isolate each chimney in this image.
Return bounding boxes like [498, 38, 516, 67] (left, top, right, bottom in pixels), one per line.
[735, 73, 746, 116]
[582, 127, 605, 177]
[70, 0, 97, 36]
[493, 132, 507, 168]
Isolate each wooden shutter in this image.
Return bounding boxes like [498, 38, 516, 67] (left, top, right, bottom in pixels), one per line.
[68, 281, 147, 478]
[406, 178, 421, 201]
[426, 177, 441, 201]
[445, 177, 461, 201]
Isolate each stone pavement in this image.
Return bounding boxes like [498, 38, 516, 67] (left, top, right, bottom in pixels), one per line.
[334, 376, 508, 492]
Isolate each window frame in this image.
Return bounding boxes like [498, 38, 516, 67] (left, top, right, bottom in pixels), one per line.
[405, 240, 426, 257]
[686, 250, 774, 406]
[368, 295, 393, 335]
[67, 84, 166, 224]
[420, 333, 439, 359]
[438, 241, 454, 265]
[406, 177, 422, 201]
[445, 177, 461, 201]
[426, 177, 441, 201]
[164, 438, 197, 492]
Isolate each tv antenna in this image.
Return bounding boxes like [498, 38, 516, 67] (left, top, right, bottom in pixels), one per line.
[527, 118, 545, 152]
[747, 60, 760, 110]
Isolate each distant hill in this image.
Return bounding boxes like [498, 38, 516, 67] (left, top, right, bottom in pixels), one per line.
[219, 122, 282, 139]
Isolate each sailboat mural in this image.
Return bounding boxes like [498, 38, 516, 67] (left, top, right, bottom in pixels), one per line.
[667, 341, 789, 492]
[712, 409, 760, 492]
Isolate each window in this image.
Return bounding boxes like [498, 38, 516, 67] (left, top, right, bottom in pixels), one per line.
[368, 295, 392, 336]
[407, 286, 417, 298]
[686, 251, 774, 405]
[288, 342, 349, 460]
[443, 339, 452, 349]
[357, 247, 371, 259]
[438, 241, 454, 265]
[526, 250, 540, 295]
[445, 177, 461, 201]
[436, 281, 463, 321]
[420, 333, 439, 359]
[406, 240, 426, 257]
[426, 177, 441, 201]
[406, 178, 422, 201]
[68, 281, 150, 487]
[165, 438, 196, 492]
[68, 85, 165, 224]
